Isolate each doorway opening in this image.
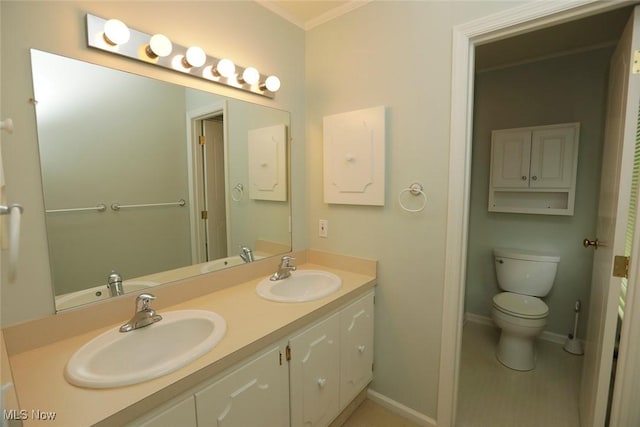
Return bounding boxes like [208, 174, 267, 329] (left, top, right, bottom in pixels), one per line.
[441, 3, 640, 427]
[187, 104, 231, 266]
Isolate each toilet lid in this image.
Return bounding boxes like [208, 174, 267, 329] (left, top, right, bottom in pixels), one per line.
[493, 292, 548, 319]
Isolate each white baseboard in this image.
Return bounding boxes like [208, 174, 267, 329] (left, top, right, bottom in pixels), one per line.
[464, 312, 577, 346]
[366, 389, 437, 427]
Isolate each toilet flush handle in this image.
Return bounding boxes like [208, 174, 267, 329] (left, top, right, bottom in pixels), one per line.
[583, 238, 599, 249]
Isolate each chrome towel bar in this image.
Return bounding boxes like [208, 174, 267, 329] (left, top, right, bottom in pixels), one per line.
[46, 204, 107, 214]
[111, 199, 186, 211]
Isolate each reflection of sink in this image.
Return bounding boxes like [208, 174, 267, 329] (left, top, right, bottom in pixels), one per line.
[256, 270, 342, 303]
[55, 280, 158, 310]
[65, 310, 226, 388]
[200, 255, 265, 274]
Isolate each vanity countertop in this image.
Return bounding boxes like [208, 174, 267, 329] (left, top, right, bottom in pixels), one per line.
[7, 254, 376, 426]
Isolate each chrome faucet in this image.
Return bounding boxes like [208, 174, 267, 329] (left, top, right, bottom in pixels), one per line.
[270, 256, 296, 281]
[119, 293, 162, 332]
[107, 271, 124, 297]
[239, 246, 255, 263]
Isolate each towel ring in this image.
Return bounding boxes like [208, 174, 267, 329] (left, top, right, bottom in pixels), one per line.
[231, 183, 244, 202]
[398, 183, 427, 212]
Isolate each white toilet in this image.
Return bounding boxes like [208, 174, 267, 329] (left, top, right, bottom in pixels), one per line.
[491, 248, 560, 371]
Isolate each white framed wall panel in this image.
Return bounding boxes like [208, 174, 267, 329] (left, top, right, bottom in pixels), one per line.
[248, 124, 288, 201]
[323, 106, 386, 206]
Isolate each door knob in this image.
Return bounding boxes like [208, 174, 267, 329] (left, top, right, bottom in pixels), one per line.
[583, 238, 599, 249]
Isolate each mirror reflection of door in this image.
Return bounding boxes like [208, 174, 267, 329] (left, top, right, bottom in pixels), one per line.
[196, 115, 228, 263]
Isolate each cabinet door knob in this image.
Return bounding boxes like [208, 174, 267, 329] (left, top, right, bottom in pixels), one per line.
[357, 345, 366, 353]
[521, 176, 527, 181]
[317, 378, 327, 388]
[531, 175, 538, 181]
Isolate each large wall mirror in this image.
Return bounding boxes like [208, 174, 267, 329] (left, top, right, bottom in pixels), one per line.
[30, 49, 291, 312]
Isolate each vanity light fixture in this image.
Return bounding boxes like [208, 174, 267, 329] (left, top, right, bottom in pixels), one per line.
[103, 19, 130, 46]
[86, 14, 280, 98]
[183, 46, 207, 68]
[261, 75, 281, 92]
[212, 58, 236, 78]
[146, 34, 173, 58]
[239, 67, 260, 85]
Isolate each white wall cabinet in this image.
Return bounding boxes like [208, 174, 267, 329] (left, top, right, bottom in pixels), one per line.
[129, 290, 374, 427]
[489, 122, 580, 215]
[289, 291, 375, 427]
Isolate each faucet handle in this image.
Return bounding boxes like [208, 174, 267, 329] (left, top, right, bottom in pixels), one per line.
[107, 270, 122, 285]
[281, 255, 296, 265]
[136, 293, 156, 311]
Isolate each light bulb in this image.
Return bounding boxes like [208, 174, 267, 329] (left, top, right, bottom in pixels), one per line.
[240, 67, 260, 85]
[147, 34, 173, 58]
[103, 19, 130, 46]
[183, 46, 206, 68]
[213, 58, 235, 78]
[261, 75, 281, 92]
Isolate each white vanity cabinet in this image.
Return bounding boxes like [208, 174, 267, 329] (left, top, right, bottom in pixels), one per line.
[289, 291, 375, 427]
[129, 396, 197, 427]
[128, 289, 374, 427]
[195, 344, 289, 427]
[489, 122, 580, 215]
[339, 291, 374, 410]
[289, 313, 341, 427]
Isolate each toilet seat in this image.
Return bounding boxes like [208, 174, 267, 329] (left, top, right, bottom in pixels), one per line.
[492, 292, 548, 319]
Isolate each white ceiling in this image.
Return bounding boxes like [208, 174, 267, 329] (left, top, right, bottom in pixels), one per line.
[255, 2, 633, 71]
[256, 0, 368, 30]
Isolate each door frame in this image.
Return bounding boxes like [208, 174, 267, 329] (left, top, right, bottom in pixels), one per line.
[185, 102, 228, 264]
[440, 1, 631, 426]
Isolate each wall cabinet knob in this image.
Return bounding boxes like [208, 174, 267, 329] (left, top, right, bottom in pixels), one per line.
[531, 176, 538, 181]
[357, 345, 366, 353]
[521, 176, 527, 181]
[317, 378, 327, 388]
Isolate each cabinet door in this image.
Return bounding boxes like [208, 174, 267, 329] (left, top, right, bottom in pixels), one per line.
[134, 396, 197, 427]
[340, 292, 374, 410]
[289, 313, 340, 427]
[490, 129, 532, 188]
[529, 126, 577, 188]
[195, 344, 289, 427]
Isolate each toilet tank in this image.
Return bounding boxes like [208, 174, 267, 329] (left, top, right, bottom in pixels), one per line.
[493, 248, 560, 297]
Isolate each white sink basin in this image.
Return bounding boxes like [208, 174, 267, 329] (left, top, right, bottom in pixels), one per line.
[256, 270, 342, 303]
[65, 309, 226, 388]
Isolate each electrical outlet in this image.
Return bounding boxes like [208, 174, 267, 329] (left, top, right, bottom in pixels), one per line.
[319, 219, 328, 238]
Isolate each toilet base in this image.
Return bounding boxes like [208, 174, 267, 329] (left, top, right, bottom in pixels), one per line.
[496, 332, 536, 371]
[491, 307, 546, 371]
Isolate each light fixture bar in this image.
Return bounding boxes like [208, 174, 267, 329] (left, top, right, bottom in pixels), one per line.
[86, 14, 278, 98]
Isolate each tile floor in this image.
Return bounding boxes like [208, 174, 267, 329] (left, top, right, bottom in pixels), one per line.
[456, 321, 582, 427]
[342, 321, 583, 427]
[342, 399, 421, 427]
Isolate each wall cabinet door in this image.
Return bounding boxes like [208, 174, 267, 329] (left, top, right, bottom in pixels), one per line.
[529, 126, 577, 188]
[339, 292, 374, 410]
[289, 313, 340, 427]
[195, 344, 289, 427]
[490, 129, 532, 188]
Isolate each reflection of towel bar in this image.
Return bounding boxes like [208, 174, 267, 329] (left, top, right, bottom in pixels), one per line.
[46, 204, 107, 213]
[111, 199, 186, 211]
